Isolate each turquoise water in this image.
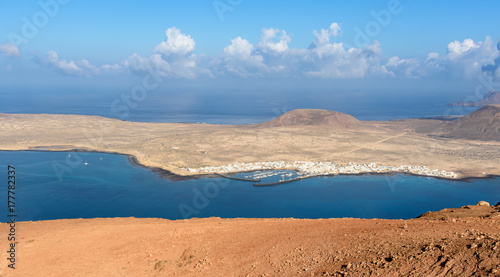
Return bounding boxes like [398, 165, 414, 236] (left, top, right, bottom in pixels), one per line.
[0, 151, 498, 222]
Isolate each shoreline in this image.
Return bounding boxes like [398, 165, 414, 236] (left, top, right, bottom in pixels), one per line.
[1, 148, 499, 183]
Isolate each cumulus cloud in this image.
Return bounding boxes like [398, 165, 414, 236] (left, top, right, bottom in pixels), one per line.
[27, 24, 500, 81]
[311, 23, 341, 48]
[153, 27, 195, 56]
[386, 56, 422, 78]
[440, 37, 499, 79]
[124, 27, 203, 78]
[256, 28, 291, 54]
[382, 37, 500, 79]
[219, 23, 391, 78]
[101, 63, 123, 72]
[0, 42, 20, 58]
[216, 26, 500, 80]
[220, 37, 266, 77]
[481, 42, 500, 80]
[304, 38, 391, 78]
[46, 50, 99, 77]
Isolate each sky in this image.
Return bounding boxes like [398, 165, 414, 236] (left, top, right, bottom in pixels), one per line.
[1, 0, 500, 94]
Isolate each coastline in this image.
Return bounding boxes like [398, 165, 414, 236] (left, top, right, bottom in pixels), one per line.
[1, 148, 498, 183]
[1, 112, 499, 182]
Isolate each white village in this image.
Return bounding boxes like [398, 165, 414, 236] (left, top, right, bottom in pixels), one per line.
[187, 161, 459, 180]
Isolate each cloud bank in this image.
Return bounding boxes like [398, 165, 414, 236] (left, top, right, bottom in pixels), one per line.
[26, 24, 500, 81]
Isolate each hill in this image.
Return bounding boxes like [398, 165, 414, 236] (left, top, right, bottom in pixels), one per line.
[440, 104, 500, 141]
[5, 213, 499, 276]
[258, 109, 368, 130]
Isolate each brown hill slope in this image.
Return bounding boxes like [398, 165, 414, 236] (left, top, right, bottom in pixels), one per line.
[440, 104, 500, 141]
[259, 109, 368, 130]
[3, 213, 499, 276]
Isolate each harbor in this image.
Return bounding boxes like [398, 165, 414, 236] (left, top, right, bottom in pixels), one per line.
[187, 161, 460, 183]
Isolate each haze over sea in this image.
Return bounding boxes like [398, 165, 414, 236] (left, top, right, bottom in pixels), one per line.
[0, 88, 480, 124]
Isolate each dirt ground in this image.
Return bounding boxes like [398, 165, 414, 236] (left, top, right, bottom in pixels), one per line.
[1, 203, 499, 277]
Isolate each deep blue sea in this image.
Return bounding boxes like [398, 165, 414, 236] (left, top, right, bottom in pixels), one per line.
[1, 151, 498, 222]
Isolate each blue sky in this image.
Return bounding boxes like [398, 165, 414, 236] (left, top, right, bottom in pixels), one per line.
[1, 0, 500, 92]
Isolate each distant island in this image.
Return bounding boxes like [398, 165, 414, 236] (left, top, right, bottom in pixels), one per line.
[450, 91, 500, 106]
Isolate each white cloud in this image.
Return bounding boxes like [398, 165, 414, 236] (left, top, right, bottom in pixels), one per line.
[153, 27, 195, 56]
[304, 41, 391, 78]
[480, 42, 500, 81]
[220, 37, 267, 77]
[441, 37, 499, 79]
[308, 23, 345, 59]
[382, 37, 500, 80]
[0, 42, 20, 58]
[216, 28, 500, 80]
[219, 23, 392, 79]
[102, 63, 123, 72]
[256, 28, 291, 54]
[28, 24, 500, 81]
[446, 39, 480, 61]
[386, 56, 422, 78]
[312, 23, 341, 45]
[46, 50, 99, 77]
[124, 27, 202, 79]
[125, 52, 198, 79]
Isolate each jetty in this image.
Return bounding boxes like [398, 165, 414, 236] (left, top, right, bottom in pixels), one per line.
[253, 175, 315, 186]
[214, 173, 261, 182]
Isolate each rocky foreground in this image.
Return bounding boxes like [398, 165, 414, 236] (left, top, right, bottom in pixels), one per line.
[1, 202, 499, 277]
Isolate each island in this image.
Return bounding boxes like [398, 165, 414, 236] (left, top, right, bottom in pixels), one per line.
[1, 105, 499, 180]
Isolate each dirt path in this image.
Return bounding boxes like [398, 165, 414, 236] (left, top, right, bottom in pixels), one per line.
[338, 132, 407, 163]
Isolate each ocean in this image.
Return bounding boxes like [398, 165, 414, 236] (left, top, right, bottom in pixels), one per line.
[1, 151, 498, 222]
[0, 88, 481, 124]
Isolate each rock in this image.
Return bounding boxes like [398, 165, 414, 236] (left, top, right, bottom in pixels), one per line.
[476, 201, 490, 206]
[496, 201, 500, 207]
[469, 243, 478, 249]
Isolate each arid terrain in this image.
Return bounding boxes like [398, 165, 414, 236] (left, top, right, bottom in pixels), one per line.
[1, 202, 499, 277]
[0, 105, 499, 178]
